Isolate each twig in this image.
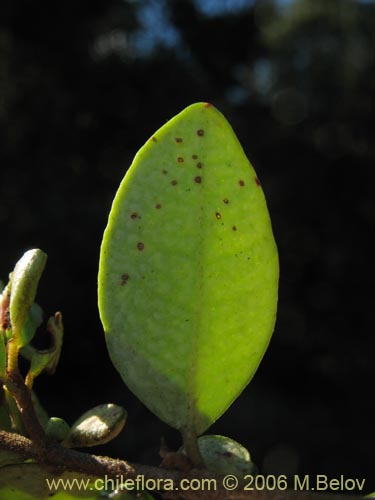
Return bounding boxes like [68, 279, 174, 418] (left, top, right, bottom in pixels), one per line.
[5, 331, 47, 450]
[0, 331, 368, 500]
[4, 365, 46, 450]
[0, 430, 367, 500]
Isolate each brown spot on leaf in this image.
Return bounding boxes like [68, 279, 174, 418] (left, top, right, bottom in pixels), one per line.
[130, 212, 139, 219]
[175, 137, 183, 143]
[255, 177, 261, 186]
[137, 242, 145, 251]
[232, 225, 237, 231]
[155, 203, 162, 209]
[197, 162, 203, 169]
[177, 157, 184, 163]
[171, 180, 177, 185]
[204, 102, 213, 108]
[222, 451, 233, 458]
[152, 136, 157, 142]
[162, 170, 168, 175]
[223, 198, 229, 204]
[239, 180, 245, 186]
[215, 212, 221, 220]
[194, 176, 202, 184]
[120, 273, 129, 286]
[192, 154, 198, 160]
[197, 129, 204, 137]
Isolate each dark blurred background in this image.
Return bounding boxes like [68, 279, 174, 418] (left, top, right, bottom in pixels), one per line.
[0, 0, 374, 491]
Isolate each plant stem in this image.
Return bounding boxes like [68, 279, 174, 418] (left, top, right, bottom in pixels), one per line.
[5, 337, 46, 449]
[6, 337, 20, 374]
[4, 372, 46, 449]
[0, 430, 366, 500]
[181, 429, 204, 468]
[3, 385, 27, 435]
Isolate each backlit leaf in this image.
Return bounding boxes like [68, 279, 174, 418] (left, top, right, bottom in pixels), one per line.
[194, 434, 257, 475]
[98, 103, 279, 436]
[63, 404, 127, 448]
[9, 250, 47, 340]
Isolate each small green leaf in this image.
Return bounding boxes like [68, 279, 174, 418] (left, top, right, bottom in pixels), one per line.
[63, 404, 127, 448]
[193, 435, 257, 475]
[98, 103, 279, 436]
[46, 417, 70, 442]
[3, 386, 27, 435]
[22, 312, 64, 386]
[19, 303, 43, 349]
[10, 249, 47, 338]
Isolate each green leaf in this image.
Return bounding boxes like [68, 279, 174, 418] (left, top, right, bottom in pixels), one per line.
[63, 404, 127, 448]
[10, 249, 47, 340]
[46, 417, 70, 442]
[3, 386, 27, 435]
[98, 102, 279, 435]
[19, 303, 43, 349]
[22, 312, 63, 386]
[0, 463, 103, 499]
[194, 435, 257, 475]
